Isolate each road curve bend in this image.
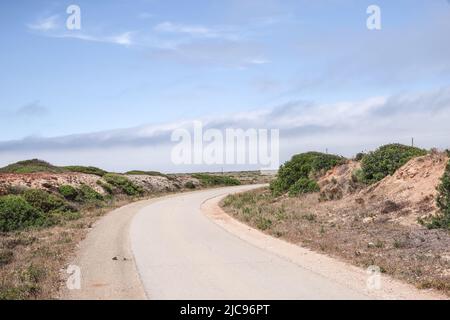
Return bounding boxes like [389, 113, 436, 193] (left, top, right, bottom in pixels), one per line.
[131, 185, 443, 300]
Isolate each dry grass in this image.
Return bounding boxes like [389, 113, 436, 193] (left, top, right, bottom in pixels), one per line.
[222, 188, 450, 296]
[0, 187, 186, 300]
[0, 196, 135, 299]
[0, 170, 261, 300]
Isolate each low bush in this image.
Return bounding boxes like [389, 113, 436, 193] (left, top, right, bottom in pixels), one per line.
[58, 184, 103, 204]
[126, 170, 168, 178]
[78, 185, 104, 202]
[426, 160, 450, 229]
[184, 181, 196, 189]
[64, 166, 107, 177]
[58, 185, 78, 201]
[0, 159, 63, 174]
[103, 174, 144, 196]
[22, 189, 72, 213]
[96, 180, 114, 194]
[0, 195, 46, 232]
[256, 217, 272, 231]
[355, 152, 366, 161]
[192, 174, 241, 186]
[270, 152, 345, 196]
[360, 144, 427, 184]
[288, 178, 320, 197]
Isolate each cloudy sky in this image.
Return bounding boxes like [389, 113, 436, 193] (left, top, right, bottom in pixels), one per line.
[0, 0, 449, 172]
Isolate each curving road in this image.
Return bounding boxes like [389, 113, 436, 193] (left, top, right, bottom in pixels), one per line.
[65, 185, 442, 300]
[130, 185, 371, 300]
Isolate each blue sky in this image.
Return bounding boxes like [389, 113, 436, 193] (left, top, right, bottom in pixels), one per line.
[0, 0, 449, 172]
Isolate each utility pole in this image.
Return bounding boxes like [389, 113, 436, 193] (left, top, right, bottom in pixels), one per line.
[411, 137, 414, 147]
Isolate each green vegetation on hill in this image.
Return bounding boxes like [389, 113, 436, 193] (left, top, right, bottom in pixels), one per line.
[0, 159, 64, 174]
[192, 173, 241, 186]
[63, 166, 107, 177]
[125, 170, 174, 180]
[22, 189, 72, 214]
[0, 159, 109, 177]
[426, 160, 450, 230]
[288, 178, 320, 197]
[58, 185, 104, 203]
[103, 174, 144, 196]
[270, 152, 345, 196]
[360, 144, 427, 184]
[0, 195, 46, 232]
[126, 170, 164, 176]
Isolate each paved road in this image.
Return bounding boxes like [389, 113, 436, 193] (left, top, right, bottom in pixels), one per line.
[130, 185, 370, 300]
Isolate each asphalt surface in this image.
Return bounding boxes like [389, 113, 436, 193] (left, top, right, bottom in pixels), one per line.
[131, 185, 369, 299]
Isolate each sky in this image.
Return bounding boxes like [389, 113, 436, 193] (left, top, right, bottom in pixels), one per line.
[0, 0, 449, 172]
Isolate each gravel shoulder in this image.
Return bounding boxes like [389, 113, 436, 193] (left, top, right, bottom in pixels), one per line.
[60, 193, 192, 300]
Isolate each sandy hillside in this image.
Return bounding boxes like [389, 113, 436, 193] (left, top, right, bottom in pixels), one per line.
[321, 152, 448, 226]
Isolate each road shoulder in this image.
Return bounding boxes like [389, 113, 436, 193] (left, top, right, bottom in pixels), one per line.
[60, 197, 165, 300]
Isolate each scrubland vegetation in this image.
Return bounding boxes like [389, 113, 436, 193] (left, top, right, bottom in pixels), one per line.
[222, 143, 450, 295]
[428, 158, 450, 229]
[192, 173, 241, 186]
[0, 159, 264, 299]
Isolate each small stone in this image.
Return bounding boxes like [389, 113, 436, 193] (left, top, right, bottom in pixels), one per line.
[363, 217, 374, 224]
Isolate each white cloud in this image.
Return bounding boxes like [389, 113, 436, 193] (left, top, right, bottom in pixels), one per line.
[1, 86, 449, 172]
[154, 22, 210, 36]
[48, 31, 134, 47]
[27, 15, 59, 31]
[153, 21, 240, 40]
[248, 58, 270, 65]
[148, 39, 268, 68]
[109, 32, 133, 46]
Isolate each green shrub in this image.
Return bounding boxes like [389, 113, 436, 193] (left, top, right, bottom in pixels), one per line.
[361, 144, 427, 184]
[256, 217, 272, 231]
[288, 178, 320, 196]
[96, 180, 114, 194]
[78, 185, 104, 202]
[184, 181, 196, 189]
[270, 152, 345, 195]
[126, 170, 168, 177]
[192, 174, 241, 186]
[355, 152, 366, 161]
[58, 185, 79, 201]
[0, 195, 46, 232]
[0, 159, 63, 174]
[427, 160, 450, 229]
[58, 184, 103, 203]
[103, 174, 144, 196]
[351, 169, 365, 184]
[64, 166, 107, 177]
[22, 189, 72, 213]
